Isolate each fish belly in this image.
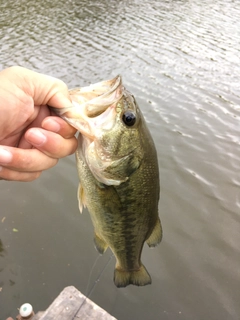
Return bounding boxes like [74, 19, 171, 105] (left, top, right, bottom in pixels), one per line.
[76, 152, 162, 287]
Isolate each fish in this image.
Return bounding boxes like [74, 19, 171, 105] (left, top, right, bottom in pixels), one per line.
[50, 76, 162, 287]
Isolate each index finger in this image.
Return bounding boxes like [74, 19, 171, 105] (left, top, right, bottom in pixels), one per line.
[42, 116, 77, 139]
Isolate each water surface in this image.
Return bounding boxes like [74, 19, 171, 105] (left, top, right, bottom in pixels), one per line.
[0, 0, 240, 319]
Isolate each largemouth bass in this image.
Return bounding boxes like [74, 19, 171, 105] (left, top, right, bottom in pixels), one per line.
[51, 76, 162, 287]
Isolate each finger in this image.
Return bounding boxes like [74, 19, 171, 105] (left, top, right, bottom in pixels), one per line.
[0, 147, 58, 172]
[17, 106, 51, 149]
[0, 166, 41, 182]
[25, 128, 78, 158]
[4, 66, 73, 109]
[42, 116, 77, 138]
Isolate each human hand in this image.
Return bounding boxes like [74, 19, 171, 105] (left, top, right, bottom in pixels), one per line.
[0, 66, 77, 181]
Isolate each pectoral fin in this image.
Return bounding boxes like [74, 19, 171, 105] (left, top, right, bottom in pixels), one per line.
[102, 153, 140, 181]
[77, 183, 87, 213]
[87, 142, 141, 186]
[146, 217, 162, 247]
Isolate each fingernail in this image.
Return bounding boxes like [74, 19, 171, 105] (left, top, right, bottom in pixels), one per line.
[27, 129, 47, 146]
[0, 149, 13, 164]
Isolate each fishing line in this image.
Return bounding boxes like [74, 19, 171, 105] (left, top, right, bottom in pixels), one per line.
[86, 252, 114, 299]
[71, 252, 114, 319]
[84, 253, 101, 297]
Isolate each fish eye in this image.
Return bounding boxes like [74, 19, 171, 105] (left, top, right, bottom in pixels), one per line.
[122, 111, 136, 126]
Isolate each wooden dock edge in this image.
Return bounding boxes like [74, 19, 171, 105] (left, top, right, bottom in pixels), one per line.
[32, 286, 117, 320]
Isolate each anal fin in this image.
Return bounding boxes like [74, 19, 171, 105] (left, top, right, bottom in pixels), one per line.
[94, 233, 108, 254]
[146, 217, 163, 247]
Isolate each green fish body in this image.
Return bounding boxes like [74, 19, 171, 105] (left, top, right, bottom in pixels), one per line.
[52, 76, 162, 287]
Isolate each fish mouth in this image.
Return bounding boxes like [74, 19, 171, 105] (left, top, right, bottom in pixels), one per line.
[50, 75, 123, 139]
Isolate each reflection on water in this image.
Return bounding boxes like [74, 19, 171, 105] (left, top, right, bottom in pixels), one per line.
[0, 0, 240, 319]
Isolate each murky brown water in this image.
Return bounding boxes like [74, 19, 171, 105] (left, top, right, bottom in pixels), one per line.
[1, 0, 240, 319]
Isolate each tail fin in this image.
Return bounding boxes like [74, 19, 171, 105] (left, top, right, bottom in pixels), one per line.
[114, 264, 152, 288]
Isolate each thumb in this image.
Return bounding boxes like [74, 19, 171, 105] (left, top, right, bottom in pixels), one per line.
[46, 89, 73, 110]
[28, 72, 73, 109]
[4, 66, 73, 109]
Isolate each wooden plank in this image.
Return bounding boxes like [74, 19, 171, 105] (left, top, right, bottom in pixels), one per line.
[33, 286, 116, 320]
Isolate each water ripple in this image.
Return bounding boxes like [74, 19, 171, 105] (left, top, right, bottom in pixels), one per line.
[1, 0, 240, 319]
